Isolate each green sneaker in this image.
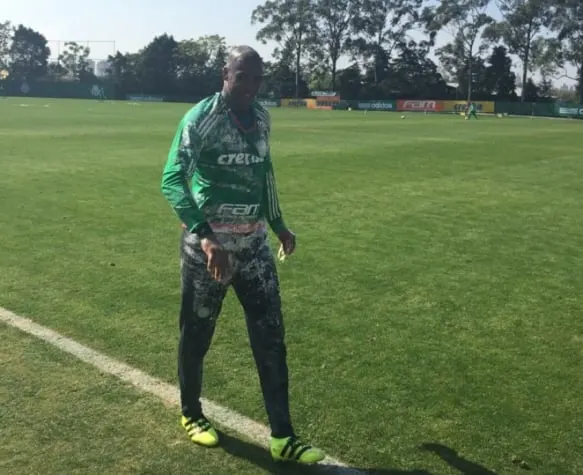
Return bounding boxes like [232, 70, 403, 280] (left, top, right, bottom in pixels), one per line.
[270, 435, 326, 464]
[181, 415, 219, 447]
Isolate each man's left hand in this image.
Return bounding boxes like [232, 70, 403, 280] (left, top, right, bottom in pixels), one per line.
[277, 229, 296, 257]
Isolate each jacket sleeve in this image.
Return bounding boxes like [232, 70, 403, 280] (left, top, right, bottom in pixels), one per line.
[161, 118, 208, 232]
[262, 153, 287, 235]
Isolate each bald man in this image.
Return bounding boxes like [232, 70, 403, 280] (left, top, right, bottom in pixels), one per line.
[161, 46, 325, 465]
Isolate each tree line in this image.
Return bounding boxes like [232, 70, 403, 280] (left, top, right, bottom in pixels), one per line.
[1, 0, 581, 103]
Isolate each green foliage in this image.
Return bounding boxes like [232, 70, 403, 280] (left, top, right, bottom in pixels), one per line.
[0, 21, 11, 71]
[58, 41, 92, 81]
[550, 0, 583, 102]
[425, 0, 494, 101]
[251, 0, 317, 98]
[8, 24, 50, 80]
[484, 0, 552, 101]
[484, 45, 517, 98]
[311, 0, 358, 89]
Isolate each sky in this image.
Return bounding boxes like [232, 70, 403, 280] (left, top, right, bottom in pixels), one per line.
[2, 0, 577, 88]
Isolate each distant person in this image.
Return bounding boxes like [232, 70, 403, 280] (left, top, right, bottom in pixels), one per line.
[160, 45, 326, 465]
[467, 101, 478, 119]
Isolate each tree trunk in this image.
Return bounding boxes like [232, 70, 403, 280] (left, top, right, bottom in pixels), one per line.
[467, 54, 472, 103]
[579, 63, 583, 104]
[331, 54, 337, 91]
[295, 40, 301, 99]
[521, 20, 533, 102]
[520, 61, 528, 102]
[375, 31, 382, 85]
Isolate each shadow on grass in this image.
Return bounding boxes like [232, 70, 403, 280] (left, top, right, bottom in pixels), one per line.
[420, 443, 498, 475]
[217, 430, 433, 475]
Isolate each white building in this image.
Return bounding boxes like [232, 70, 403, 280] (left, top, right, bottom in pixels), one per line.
[86, 59, 96, 75]
[96, 60, 111, 77]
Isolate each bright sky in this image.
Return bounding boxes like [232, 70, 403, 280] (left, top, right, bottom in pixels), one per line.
[3, 0, 274, 61]
[2, 0, 576, 87]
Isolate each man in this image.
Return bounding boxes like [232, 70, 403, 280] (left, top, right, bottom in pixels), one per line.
[160, 45, 325, 465]
[466, 101, 478, 120]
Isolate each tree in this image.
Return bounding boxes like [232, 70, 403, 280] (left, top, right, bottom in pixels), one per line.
[461, 55, 490, 99]
[552, 83, 578, 102]
[538, 77, 552, 98]
[311, 0, 358, 90]
[58, 41, 92, 80]
[198, 35, 228, 95]
[8, 25, 50, 80]
[484, 45, 517, 98]
[530, 36, 562, 89]
[425, 0, 493, 102]
[105, 52, 141, 98]
[251, 0, 317, 98]
[137, 34, 179, 96]
[360, 47, 392, 96]
[337, 63, 363, 99]
[550, 0, 583, 103]
[523, 77, 538, 100]
[176, 35, 227, 98]
[484, 0, 552, 101]
[0, 21, 11, 71]
[46, 61, 68, 80]
[262, 59, 309, 97]
[385, 41, 450, 98]
[306, 61, 332, 91]
[350, 0, 424, 85]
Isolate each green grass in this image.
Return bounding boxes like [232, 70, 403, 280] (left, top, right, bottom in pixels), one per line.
[0, 324, 301, 475]
[1, 97, 583, 474]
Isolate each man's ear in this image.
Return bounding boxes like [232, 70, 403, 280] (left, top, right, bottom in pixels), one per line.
[221, 66, 228, 82]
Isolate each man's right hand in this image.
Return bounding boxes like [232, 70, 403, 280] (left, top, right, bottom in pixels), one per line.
[200, 235, 233, 283]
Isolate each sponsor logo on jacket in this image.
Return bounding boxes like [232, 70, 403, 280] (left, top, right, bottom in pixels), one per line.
[217, 153, 265, 165]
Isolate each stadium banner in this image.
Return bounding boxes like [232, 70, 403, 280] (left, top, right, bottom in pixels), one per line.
[306, 98, 317, 109]
[356, 100, 396, 111]
[126, 94, 164, 102]
[442, 100, 494, 113]
[556, 103, 583, 117]
[479, 101, 495, 113]
[281, 98, 305, 107]
[258, 98, 280, 107]
[316, 95, 340, 110]
[311, 90, 337, 96]
[397, 99, 444, 112]
[2, 79, 115, 99]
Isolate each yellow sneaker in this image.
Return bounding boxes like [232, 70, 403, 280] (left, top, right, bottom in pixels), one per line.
[181, 415, 219, 447]
[270, 435, 325, 464]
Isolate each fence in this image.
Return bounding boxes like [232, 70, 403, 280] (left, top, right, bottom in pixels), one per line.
[273, 97, 582, 119]
[2, 83, 581, 120]
[1, 79, 115, 100]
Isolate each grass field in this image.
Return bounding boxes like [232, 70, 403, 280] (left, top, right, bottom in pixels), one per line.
[1, 97, 582, 475]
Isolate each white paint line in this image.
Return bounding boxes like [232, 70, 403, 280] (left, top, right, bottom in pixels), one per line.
[0, 307, 365, 474]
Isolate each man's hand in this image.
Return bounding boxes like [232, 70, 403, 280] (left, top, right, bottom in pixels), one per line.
[277, 229, 296, 259]
[200, 235, 233, 283]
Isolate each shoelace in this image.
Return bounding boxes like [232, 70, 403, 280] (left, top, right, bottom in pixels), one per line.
[280, 436, 313, 460]
[186, 417, 211, 433]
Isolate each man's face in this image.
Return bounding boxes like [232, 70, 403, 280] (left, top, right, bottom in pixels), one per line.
[222, 56, 263, 110]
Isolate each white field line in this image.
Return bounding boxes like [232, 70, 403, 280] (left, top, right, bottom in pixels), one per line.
[0, 306, 365, 474]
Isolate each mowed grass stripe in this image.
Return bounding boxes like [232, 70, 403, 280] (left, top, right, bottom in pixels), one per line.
[0, 324, 281, 475]
[0, 307, 362, 474]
